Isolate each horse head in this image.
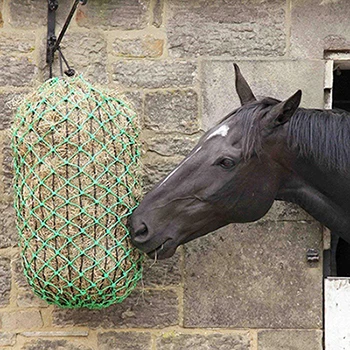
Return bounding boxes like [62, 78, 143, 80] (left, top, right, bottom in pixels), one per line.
[129, 64, 302, 259]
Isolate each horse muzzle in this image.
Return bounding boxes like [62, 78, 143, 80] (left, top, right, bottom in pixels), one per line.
[128, 216, 177, 259]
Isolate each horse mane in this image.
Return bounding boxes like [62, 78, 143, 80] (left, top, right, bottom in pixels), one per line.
[288, 108, 350, 172]
[231, 97, 280, 160]
[229, 98, 350, 172]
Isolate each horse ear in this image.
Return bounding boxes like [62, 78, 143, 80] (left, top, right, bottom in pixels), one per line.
[268, 90, 302, 127]
[234, 63, 256, 105]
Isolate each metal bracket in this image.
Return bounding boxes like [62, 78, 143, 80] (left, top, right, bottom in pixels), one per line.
[46, 0, 88, 77]
[307, 248, 320, 263]
[46, 0, 58, 64]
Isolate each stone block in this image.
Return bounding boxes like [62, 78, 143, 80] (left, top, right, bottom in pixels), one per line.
[0, 56, 36, 87]
[0, 91, 27, 130]
[112, 60, 197, 89]
[0, 32, 35, 56]
[201, 60, 325, 130]
[12, 257, 27, 288]
[63, 32, 107, 84]
[40, 32, 107, 83]
[2, 135, 13, 197]
[263, 201, 312, 222]
[16, 290, 49, 307]
[166, 0, 286, 58]
[0, 257, 11, 307]
[122, 91, 143, 121]
[258, 330, 323, 350]
[291, 0, 350, 58]
[9, 0, 71, 28]
[0, 33, 36, 86]
[0, 204, 16, 248]
[1, 311, 43, 330]
[0, 332, 16, 347]
[143, 131, 201, 157]
[113, 37, 164, 58]
[145, 90, 199, 134]
[12, 257, 48, 307]
[183, 221, 323, 328]
[22, 339, 93, 350]
[156, 332, 251, 350]
[98, 331, 152, 350]
[76, 0, 151, 30]
[142, 250, 181, 288]
[141, 155, 181, 192]
[53, 289, 178, 328]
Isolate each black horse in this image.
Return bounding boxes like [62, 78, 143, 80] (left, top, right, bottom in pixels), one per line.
[129, 64, 350, 274]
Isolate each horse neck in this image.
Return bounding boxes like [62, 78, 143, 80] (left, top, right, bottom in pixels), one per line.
[276, 136, 350, 240]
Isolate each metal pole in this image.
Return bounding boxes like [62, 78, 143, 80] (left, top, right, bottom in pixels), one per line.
[53, 0, 80, 53]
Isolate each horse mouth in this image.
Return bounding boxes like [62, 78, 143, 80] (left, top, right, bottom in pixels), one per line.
[146, 239, 176, 260]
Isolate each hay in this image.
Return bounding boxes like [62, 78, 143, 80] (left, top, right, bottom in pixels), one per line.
[12, 76, 143, 308]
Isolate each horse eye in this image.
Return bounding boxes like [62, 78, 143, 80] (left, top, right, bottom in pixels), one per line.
[219, 158, 235, 169]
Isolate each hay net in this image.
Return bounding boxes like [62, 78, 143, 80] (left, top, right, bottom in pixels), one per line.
[12, 75, 143, 309]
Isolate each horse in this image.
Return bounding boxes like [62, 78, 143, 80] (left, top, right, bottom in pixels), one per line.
[129, 64, 350, 275]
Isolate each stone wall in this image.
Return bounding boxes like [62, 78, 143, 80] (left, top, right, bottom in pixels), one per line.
[1, 0, 348, 349]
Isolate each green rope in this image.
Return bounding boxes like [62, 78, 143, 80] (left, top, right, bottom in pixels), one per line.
[12, 76, 143, 309]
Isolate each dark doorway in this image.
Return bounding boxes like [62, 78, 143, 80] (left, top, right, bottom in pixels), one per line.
[333, 68, 350, 111]
[329, 67, 350, 277]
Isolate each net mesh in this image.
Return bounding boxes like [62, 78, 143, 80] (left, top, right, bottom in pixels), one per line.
[11, 76, 143, 309]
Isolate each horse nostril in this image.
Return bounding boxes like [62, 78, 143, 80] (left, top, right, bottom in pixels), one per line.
[135, 223, 148, 238]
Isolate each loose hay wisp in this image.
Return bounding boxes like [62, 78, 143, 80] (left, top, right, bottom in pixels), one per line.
[12, 76, 143, 309]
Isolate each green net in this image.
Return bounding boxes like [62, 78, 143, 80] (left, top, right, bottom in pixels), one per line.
[11, 75, 143, 309]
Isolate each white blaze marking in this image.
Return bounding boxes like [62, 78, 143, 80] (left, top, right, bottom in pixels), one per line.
[157, 124, 229, 188]
[158, 146, 202, 187]
[206, 124, 230, 140]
